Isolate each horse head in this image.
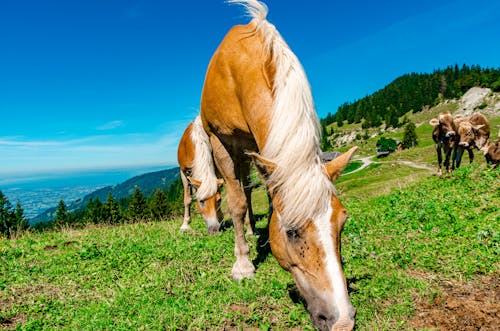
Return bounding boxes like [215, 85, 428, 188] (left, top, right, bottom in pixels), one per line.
[187, 177, 224, 233]
[252, 147, 357, 331]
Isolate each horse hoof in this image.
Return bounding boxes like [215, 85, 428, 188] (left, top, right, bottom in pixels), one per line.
[180, 224, 191, 231]
[232, 260, 255, 281]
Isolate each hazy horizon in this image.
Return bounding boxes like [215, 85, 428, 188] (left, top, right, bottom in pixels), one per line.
[0, 163, 178, 187]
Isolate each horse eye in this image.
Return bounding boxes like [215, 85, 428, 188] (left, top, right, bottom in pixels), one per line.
[286, 229, 300, 240]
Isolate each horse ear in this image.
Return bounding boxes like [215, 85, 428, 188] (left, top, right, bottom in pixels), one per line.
[429, 118, 439, 126]
[324, 146, 358, 182]
[247, 152, 276, 178]
[187, 176, 202, 188]
[217, 178, 224, 187]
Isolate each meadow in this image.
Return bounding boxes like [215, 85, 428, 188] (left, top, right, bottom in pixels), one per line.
[2, 97, 499, 330]
[1, 163, 498, 330]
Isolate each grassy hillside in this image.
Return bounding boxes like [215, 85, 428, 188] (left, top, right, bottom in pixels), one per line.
[2, 90, 499, 330]
[1, 165, 498, 330]
[331, 92, 500, 199]
[32, 168, 180, 224]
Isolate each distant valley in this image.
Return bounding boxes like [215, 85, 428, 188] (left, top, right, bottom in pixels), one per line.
[1, 165, 179, 223]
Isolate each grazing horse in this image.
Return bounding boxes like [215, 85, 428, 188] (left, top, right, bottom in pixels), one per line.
[200, 1, 356, 330]
[177, 116, 223, 233]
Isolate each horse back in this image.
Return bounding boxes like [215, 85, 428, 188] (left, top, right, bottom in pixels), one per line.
[201, 21, 275, 151]
[177, 122, 195, 172]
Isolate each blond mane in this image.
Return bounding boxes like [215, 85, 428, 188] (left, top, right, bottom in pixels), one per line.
[229, 0, 334, 229]
[190, 115, 218, 200]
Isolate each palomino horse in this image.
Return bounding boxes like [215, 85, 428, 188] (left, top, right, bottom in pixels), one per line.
[178, 116, 256, 234]
[177, 115, 223, 233]
[200, 1, 356, 330]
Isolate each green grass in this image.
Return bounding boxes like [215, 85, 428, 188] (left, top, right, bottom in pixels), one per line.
[1, 165, 498, 330]
[337, 162, 430, 200]
[1, 218, 313, 330]
[2, 98, 499, 330]
[343, 164, 499, 328]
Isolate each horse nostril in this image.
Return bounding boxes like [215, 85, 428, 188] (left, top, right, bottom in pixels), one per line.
[318, 314, 328, 321]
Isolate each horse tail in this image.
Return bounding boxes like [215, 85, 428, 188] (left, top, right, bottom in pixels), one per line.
[191, 115, 218, 200]
[227, 0, 268, 21]
[229, 1, 333, 229]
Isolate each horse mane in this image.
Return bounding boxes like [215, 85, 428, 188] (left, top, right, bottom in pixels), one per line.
[191, 115, 218, 200]
[230, 0, 334, 229]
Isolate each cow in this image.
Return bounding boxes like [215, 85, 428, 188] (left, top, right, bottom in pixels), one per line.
[454, 112, 490, 168]
[429, 111, 458, 175]
[485, 130, 500, 168]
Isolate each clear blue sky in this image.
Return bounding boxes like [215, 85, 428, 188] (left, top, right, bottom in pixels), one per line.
[1, 0, 499, 175]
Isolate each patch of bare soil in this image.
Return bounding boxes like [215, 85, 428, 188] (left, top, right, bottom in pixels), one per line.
[0, 315, 27, 330]
[410, 273, 499, 330]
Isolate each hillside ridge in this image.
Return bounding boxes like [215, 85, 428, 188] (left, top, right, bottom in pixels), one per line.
[32, 167, 180, 223]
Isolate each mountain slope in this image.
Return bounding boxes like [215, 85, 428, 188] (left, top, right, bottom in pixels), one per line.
[324, 65, 500, 128]
[32, 167, 180, 223]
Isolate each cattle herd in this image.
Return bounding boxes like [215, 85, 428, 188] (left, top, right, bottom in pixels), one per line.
[429, 111, 500, 174]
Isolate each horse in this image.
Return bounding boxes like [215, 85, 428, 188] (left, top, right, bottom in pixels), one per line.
[177, 115, 223, 233]
[200, 1, 356, 330]
[178, 116, 256, 234]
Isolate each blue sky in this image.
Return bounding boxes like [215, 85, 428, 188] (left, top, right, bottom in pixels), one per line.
[1, 0, 499, 176]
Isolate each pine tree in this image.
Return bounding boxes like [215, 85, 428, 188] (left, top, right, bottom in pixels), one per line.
[150, 189, 171, 221]
[0, 191, 14, 237]
[402, 121, 418, 149]
[13, 202, 29, 232]
[166, 179, 184, 217]
[54, 199, 68, 227]
[321, 124, 332, 151]
[103, 193, 122, 224]
[85, 198, 103, 224]
[128, 186, 149, 221]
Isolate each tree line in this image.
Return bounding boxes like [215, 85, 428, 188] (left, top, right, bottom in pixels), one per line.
[0, 178, 184, 238]
[322, 64, 500, 129]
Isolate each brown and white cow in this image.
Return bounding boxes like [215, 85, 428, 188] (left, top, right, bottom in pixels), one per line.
[457, 112, 490, 150]
[485, 130, 500, 168]
[429, 112, 458, 175]
[454, 112, 490, 168]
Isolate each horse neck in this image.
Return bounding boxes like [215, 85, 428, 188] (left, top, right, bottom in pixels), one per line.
[253, 19, 333, 230]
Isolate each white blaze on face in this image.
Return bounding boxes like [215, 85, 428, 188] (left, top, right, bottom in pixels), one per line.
[315, 205, 351, 321]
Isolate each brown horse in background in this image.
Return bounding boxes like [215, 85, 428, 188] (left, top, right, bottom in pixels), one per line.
[200, 1, 356, 330]
[177, 116, 223, 233]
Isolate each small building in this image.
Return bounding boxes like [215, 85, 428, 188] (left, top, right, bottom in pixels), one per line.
[322, 151, 341, 162]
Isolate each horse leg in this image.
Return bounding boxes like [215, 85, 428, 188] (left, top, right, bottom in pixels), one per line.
[210, 135, 255, 280]
[242, 169, 256, 236]
[180, 170, 192, 231]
